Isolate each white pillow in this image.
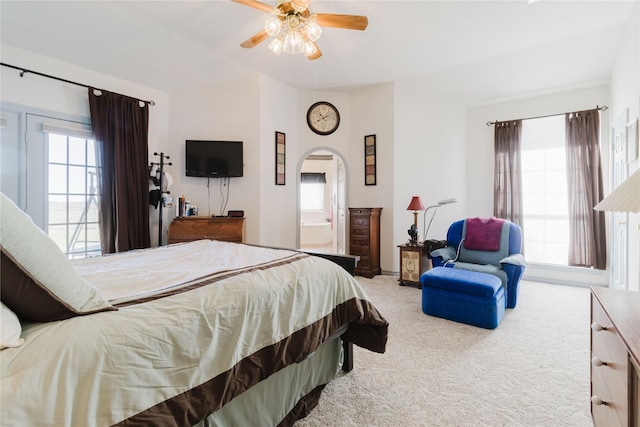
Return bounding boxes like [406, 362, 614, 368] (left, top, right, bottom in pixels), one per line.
[0, 192, 115, 322]
[1, 302, 24, 350]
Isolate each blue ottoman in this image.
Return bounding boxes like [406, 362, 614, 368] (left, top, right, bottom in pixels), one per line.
[420, 267, 505, 329]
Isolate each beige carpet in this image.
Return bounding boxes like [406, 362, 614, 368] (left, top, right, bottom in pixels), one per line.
[295, 275, 593, 427]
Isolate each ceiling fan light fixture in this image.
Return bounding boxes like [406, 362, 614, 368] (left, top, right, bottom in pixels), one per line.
[303, 40, 317, 57]
[265, 16, 282, 36]
[291, 0, 310, 13]
[268, 37, 284, 55]
[283, 29, 304, 54]
[304, 15, 322, 41]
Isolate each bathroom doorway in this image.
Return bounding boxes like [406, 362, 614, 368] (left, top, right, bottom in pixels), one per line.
[298, 149, 347, 254]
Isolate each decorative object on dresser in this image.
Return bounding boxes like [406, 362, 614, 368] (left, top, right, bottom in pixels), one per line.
[168, 216, 246, 244]
[398, 244, 430, 287]
[348, 207, 381, 278]
[590, 287, 639, 427]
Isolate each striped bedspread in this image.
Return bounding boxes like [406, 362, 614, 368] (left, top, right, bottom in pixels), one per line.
[0, 240, 388, 426]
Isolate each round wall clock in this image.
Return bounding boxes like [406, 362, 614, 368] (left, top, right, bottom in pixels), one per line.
[307, 101, 340, 135]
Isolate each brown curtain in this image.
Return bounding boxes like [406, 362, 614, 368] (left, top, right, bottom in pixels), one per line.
[565, 109, 606, 269]
[493, 120, 523, 227]
[89, 88, 151, 254]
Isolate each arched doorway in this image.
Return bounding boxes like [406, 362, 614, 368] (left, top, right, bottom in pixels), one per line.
[297, 149, 347, 254]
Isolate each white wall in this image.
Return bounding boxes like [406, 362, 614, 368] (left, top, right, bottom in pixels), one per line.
[258, 74, 299, 248]
[350, 84, 396, 272]
[393, 82, 467, 273]
[609, 1, 640, 291]
[168, 73, 262, 244]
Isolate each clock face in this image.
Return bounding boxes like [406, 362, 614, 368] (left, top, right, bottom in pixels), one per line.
[307, 102, 340, 135]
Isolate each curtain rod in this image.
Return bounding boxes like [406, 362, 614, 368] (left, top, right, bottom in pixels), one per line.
[1, 62, 155, 106]
[486, 105, 607, 126]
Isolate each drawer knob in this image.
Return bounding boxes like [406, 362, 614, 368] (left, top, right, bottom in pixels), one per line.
[591, 357, 607, 367]
[590, 396, 607, 406]
[590, 322, 607, 332]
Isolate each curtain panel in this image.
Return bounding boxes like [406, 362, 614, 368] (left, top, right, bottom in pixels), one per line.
[565, 109, 606, 269]
[89, 88, 151, 254]
[493, 120, 523, 227]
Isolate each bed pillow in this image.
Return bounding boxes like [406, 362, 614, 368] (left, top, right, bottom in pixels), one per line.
[1, 302, 24, 350]
[0, 192, 115, 322]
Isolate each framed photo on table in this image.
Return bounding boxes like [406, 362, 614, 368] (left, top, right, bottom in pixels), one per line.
[364, 134, 376, 186]
[275, 131, 285, 185]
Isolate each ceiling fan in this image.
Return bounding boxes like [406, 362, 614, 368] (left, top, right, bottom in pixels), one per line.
[232, 0, 368, 60]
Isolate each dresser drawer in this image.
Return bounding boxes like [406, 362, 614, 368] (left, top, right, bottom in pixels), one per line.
[592, 301, 629, 392]
[591, 294, 630, 427]
[351, 237, 370, 247]
[592, 362, 626, 427]
[351, 217, 371, 228]
[350, 227, 370, 238]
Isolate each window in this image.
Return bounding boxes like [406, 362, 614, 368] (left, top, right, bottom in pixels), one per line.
[520, 116, 569, 265]
[300, 183, 324, 211]
[46, 131, 101, 259]
[300, 172, 326, 211]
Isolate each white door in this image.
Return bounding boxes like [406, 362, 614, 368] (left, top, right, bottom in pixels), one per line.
[611, 110, 629, 290]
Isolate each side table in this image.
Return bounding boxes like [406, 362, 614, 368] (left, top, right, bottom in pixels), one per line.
[398, 244, 431, 287]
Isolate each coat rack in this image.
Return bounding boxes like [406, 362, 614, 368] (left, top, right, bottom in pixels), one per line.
[150, 152, 172, 246]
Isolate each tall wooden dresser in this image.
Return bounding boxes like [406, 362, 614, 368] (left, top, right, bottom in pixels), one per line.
[590, 287, 639, 427]
[348, 208, 382, 278]
[168, 217, 246, 244]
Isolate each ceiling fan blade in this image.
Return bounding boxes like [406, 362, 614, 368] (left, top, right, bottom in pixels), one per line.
[232, 0, 274, 14]
[240, 29, 270, 48]
[315, 14, 368, 31]
[307, 43, 322, 61]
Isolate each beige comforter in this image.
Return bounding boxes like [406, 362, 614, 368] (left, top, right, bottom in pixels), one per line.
[0, 240, 388, 426]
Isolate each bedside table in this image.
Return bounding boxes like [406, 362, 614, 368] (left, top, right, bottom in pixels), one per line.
[398, 244, 431, 287]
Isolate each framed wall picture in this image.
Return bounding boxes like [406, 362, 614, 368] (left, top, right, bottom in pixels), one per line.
[275, 131, 286, 185]
[364, 134, 376, 186]
[627, 118, 638, 162]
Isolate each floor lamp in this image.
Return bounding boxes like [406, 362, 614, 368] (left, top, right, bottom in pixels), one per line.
[423, 198, 458, 241]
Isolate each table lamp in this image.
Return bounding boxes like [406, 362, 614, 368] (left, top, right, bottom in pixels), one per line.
[407, 196, 425, 228]
[593, 168, 640, 213]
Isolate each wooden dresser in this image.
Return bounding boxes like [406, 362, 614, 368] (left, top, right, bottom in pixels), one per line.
[168, 217, 246, 244]
[348, 208, 382, 278]
[590, 287, 640, 427]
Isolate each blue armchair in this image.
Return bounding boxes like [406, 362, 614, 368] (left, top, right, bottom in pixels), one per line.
[430, 218, 526, 308]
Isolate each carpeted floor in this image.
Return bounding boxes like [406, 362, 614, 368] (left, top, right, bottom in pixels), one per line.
[295, 275, 593, 427]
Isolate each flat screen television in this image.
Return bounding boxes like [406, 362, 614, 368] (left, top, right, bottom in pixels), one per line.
[185, 140, 243, 178]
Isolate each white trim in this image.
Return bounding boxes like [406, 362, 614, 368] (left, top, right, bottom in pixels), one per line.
[42, 122, 93, 139]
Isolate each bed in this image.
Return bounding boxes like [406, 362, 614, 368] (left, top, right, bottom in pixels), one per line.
[0, 193, 389, 426]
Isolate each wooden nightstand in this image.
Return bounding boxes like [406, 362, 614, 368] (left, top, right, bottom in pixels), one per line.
[398, 244, 431, 287]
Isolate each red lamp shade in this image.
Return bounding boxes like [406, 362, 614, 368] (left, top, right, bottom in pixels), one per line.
[407, 196, 425, 211]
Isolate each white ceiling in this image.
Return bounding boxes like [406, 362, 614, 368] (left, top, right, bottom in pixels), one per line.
[1, 1, 637, 105]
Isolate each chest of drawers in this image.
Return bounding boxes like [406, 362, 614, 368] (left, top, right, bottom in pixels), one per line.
[348, 208, 381, 278]
[590, 287, 640, 427]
